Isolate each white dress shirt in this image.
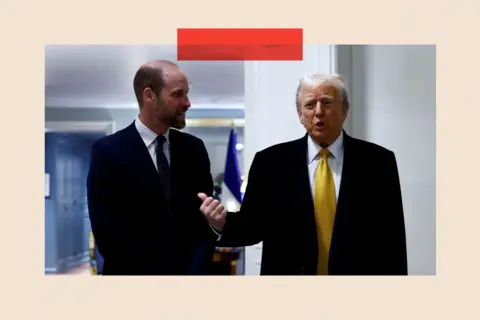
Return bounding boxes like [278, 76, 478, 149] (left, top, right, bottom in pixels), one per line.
[134, 117, 170, 169]
[214, 132, 346, 242]
[307, 131, 344, 201]
[135, 117, 222, 239]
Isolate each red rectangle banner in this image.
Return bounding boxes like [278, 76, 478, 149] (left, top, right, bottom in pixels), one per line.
[177, 28, 303, 61]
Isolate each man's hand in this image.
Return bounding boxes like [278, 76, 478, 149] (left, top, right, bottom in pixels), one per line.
[198, 193, 227, 231]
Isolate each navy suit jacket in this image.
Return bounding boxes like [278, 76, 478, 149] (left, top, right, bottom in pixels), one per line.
[87, 122, 217, 275]
[218, 132, 408, 275]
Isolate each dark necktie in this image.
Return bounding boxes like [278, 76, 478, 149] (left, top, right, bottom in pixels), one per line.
[155, 135, 171, 200]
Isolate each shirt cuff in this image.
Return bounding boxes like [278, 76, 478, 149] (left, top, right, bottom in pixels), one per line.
[210, 225, 223, 241]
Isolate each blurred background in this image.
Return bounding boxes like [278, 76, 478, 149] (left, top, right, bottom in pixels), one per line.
[44, 44, 436, 276]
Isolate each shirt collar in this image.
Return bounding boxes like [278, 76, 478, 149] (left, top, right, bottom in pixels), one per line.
[307, 130, 344, 163]
[134, 117, 170, 148]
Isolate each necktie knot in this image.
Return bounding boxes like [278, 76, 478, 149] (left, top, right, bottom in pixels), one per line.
[156, 135, 166, 147]
[320, 148, 331, 159]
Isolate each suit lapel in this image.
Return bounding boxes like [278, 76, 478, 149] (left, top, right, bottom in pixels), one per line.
[336, 131, 354, 214]
[124, 122, 163, 192]
[329, 131, 358, 272]
[166, 129, 185, 210]
[288, 135, 318, 274]
[168, 129, 180, 175]
[291, 135, 315, 214]
[167, 129, 182, 187]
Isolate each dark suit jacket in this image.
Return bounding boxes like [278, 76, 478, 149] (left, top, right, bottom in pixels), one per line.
[218, 132, 408, 275]
[87, 122, 217, 275]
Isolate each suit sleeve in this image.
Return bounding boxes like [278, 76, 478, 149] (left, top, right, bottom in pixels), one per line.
[382, 151, 408, 275]
[87, 141, 127, 260]
[186, 140, 217, 274]
[217, 151, 268, 247]
[196, 140, 216, 240]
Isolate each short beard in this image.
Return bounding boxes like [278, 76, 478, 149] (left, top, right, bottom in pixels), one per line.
[171, 118, 186, 130]
[157, 111, 186, 130]
[154, 100, 186, 130]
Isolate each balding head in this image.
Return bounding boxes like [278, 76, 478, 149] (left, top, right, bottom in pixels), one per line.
[143, 59, 178, 69]
[133, 60, 179, 108]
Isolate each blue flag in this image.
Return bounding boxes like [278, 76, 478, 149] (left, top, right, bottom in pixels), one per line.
[222, 128, 242, 211]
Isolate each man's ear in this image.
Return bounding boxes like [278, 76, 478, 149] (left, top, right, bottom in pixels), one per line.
[143, 87, 155, 102]
[342, 105, 349, 121]
[298, 109, 304, 124]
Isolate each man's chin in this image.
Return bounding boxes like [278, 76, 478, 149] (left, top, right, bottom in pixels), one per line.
[171, 120, 186, 130]
[311, 132, 330, 147]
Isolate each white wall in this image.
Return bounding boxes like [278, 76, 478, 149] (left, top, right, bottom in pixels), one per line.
[350, 45, 436, 275]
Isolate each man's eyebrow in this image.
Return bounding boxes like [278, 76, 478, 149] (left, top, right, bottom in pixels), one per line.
[171, 87, 188, 94]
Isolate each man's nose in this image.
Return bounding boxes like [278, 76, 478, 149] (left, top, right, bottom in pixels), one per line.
[184, 96, 191, 109]
[314, 102, 325, 115]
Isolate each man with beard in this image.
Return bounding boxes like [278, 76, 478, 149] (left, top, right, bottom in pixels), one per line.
[87, 60, 217, 275]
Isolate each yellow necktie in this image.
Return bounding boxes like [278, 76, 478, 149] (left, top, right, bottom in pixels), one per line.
[314, 148, 336, 275]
